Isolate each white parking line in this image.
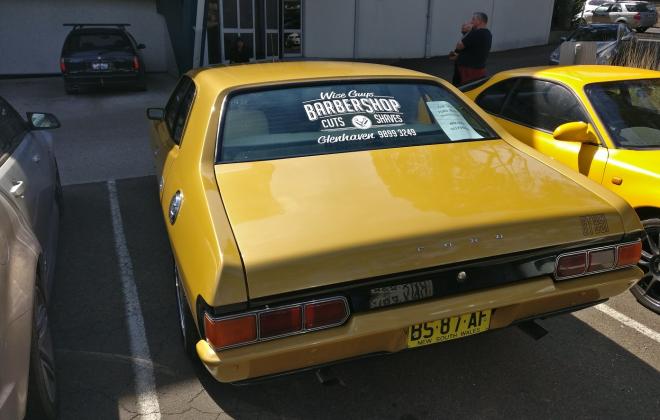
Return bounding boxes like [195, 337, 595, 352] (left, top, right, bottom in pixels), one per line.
[595, 304, 660, 344]
[107, 180, 161, 419]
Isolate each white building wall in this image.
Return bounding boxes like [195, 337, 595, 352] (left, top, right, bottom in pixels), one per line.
[0, 0, 175, 75]
[304, 0, 356, 58]
[304, 0, 554, 59]
[490, 0, 554, 51]
[355, 0, 428, 59]
[428, 0, 494, 57]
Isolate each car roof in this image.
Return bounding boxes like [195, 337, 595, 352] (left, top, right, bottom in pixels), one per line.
[68, 27, 127, 35]
[491, 65, 660, 86]
[189, 61, 437, 92]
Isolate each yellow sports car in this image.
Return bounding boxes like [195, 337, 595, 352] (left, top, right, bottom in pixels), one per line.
[463, 65, 659, 313]
[147, 62, 644, 383]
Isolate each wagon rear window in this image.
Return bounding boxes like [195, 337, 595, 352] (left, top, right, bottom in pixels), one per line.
[65, 33, 132, 52]
[217, 81, 497, 163]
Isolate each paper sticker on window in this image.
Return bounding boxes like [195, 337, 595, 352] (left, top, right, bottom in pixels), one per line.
[426, 101, 483, 141]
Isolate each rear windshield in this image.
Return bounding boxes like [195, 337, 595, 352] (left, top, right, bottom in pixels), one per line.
[625, 3, 654, 12]
[585, 78, 660, 149]
[217, 81, 497, 163]
[65, 32, 132, 52]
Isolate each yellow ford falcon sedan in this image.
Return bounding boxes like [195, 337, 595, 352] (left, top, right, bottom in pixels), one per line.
[463, 66, 660, 313]
[146, 62, 644, 383]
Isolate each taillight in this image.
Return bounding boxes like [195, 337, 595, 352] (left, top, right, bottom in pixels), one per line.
[555, 240, 642, 280]
[304, 299, 349, 330]
[634, 13, 641, 20]
[617, 241, 642, 267]
[59, 58, 66, 73]
[588, 248, 616, 272]
[556, 252, 587, 278]
[259, 306, 302, 338]
[132, 56, 140, 70]
[204, 297, 349, 350]
[204, 313, 257, 349]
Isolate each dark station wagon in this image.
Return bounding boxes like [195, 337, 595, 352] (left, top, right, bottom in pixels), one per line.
[59, 23, 147, 93]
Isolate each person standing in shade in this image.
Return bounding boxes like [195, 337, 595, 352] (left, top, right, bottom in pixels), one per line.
[450, 12, 492, 86]
[229, 38, 251, 64]
[450, 22, 473, 86]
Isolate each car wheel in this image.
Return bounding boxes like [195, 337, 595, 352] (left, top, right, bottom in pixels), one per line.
[174, 264, 200, 357]
[630, 218, 660, 314]
[54, 160, 63, 208]
[135, 77, 147, 91]
[64, 81, 76, 95]
[26, 285, 58, 419]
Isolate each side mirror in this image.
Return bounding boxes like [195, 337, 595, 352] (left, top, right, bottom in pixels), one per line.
[146, 108, 165, 120]
[27, 112, 60, 130]
[137, 43, 146, 50]
[553, 122, 598, 143]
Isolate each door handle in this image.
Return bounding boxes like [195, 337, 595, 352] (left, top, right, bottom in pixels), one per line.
[32, 155, 41, 163]
[10, 180, 25, 197]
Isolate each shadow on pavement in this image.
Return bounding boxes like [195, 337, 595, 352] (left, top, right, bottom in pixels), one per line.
[51, 176, 659, 420]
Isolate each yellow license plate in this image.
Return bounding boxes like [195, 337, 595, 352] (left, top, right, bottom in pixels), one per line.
[407, 309, 492, 348]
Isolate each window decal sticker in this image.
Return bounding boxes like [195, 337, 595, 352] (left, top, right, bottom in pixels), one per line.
[426, 101, 483, 141]
[303, 90, 404, 132]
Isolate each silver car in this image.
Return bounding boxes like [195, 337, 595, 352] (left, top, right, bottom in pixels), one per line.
[549, 23, 634, 65]
[591, 1, 658, 32]
[0, 96, 61, 419]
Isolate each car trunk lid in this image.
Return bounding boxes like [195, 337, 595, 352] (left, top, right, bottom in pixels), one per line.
[215, 140, 625, 299]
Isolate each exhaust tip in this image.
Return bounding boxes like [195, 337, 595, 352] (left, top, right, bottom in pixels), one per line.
[315, 367, 345, 386]
[517, 320, 549, 341]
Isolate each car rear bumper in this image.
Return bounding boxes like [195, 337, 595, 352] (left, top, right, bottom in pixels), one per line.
[64, 72, 143, 86]
[196, 266, 641, 383]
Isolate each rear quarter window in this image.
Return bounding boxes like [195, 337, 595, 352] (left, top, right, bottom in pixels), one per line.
[475, 79, 518, 115]
[217, 81, 497, 163]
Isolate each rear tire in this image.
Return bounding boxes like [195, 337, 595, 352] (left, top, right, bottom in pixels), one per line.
[54, 159, 63, 208]
[64, 81, 76, 95]
[26, 286, 58, 420]
[630, 218, 660, 314]
[174, 264, 200, 358]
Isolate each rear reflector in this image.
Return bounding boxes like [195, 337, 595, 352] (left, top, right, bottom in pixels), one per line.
[205, 313, 257, 349]
[617, 241, 642, 267]
[304, 299, 349, 330]
[588, 248, 616, 272]
[556, 252, 587, 278]
[259, 306, 302, 339]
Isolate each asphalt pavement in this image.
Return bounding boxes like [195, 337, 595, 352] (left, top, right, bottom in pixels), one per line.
[0, 43, 658, 419]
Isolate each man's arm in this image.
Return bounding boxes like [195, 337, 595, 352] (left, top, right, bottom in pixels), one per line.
[455, 29, 475, 51]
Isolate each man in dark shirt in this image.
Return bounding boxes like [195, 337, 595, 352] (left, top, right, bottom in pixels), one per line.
[451, 12, 492, 86]
[229, 38, 251, 64]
